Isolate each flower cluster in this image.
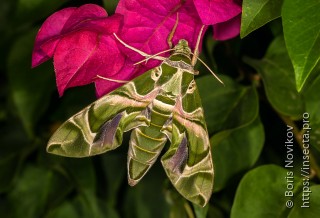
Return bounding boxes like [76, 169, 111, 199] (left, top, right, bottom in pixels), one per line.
[32, 0, 242, 97]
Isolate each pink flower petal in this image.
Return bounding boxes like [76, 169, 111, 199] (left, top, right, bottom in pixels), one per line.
[54, 31, 99, 96]
[33, 1, 243, 98]
[193, 0, 242, 25]
[116, 0, 203, 62]
[33, 4, 125, 96]
[53, 28, 124, 96]
[62, 4, 108, 31]
[32, 7, 76, 67]
[32, 4, 117, 68]
[213, 14, 241, 40]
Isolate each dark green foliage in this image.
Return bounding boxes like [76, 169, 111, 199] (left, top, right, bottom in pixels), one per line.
[1, 0, 319, 217]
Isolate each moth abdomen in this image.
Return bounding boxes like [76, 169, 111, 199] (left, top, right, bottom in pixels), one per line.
[127, 126, 167, 185]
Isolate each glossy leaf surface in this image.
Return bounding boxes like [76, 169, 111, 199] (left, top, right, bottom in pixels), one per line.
[282, 0, 320, 91]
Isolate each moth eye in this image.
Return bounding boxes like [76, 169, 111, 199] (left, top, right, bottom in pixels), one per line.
[187, 80, 196, 94]
[151, 67, 162, 81]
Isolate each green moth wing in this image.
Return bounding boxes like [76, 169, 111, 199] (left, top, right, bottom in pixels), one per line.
[161, 81, 214, 207]
[47, 68, 159, 157]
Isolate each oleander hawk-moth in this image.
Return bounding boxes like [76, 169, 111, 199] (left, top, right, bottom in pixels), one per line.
[47, 34, 216, 207]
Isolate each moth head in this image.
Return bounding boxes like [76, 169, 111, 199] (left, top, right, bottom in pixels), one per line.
[173, 40, 192, 58]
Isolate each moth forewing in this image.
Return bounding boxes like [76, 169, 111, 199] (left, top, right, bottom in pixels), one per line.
[47, 68, 159, 157]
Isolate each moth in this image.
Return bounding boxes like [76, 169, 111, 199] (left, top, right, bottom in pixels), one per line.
[47, 26, 222, 207]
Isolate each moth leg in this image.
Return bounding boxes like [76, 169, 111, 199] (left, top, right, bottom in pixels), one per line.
[191, 25, 205, 66]
[95, 75, 129, 84]
[167, 12, 179, 48]
[133, 13, 180, 66]
[133, 49, 174, 66]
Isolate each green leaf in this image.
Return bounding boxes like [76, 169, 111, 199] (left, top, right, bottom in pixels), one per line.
[168, 205, 189, 218]
[269, 19, 284, 37]
[45, 201, 79, 218]
[304, 73, 320, 151]
[211, 117, 265, 192]
[63, 158, 96, 193]
[14, 0, 67, 23]
[103, 0, 118, 13]
[231, 165, 300, 218]
[98, 202, 120, 218]
[244, 36, 305, 118]
[201, 35, 218, 69]
[0, 154, 21, 193]
[50, 85, 96, 122]
[288, 185, 320, 217]
[57, 194, 104, 218]
[0, 123, 33, 193]
[8, 165, 71, 218]
[100, 153, 126, 206]
[46, 188, 117, 218]
[163, 181, 192, 218]
[241, 0, 284, 38]
[282, 0, 320, 91]
[79, 191, 105, 218]
[123, 163, 169, 218]
[197, 75, 259, 133]
[7, 29, 55, 137]
[0, 0, 16, 32]
[63, 159, 108, 218]
[43, 157, 103, 216]
[193, 203, 209, 218]
[207, 205, 224, 218]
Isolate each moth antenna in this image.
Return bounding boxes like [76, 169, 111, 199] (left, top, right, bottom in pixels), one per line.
[134, 48, 175, 65]
[167, 13, 179, 48]
[96, 75, 129, 84]
[191, 53, 224, 85]
[134, 12, 180, 66]
[191, 25, 205, 66]
[113, 33, 165, 61]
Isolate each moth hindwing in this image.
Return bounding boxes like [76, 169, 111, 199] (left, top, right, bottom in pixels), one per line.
[47, 39, 214, 207]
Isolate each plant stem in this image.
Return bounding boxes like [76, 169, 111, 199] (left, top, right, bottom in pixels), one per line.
[184, 202, 195, 218]
[280, 114, 320, 180]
